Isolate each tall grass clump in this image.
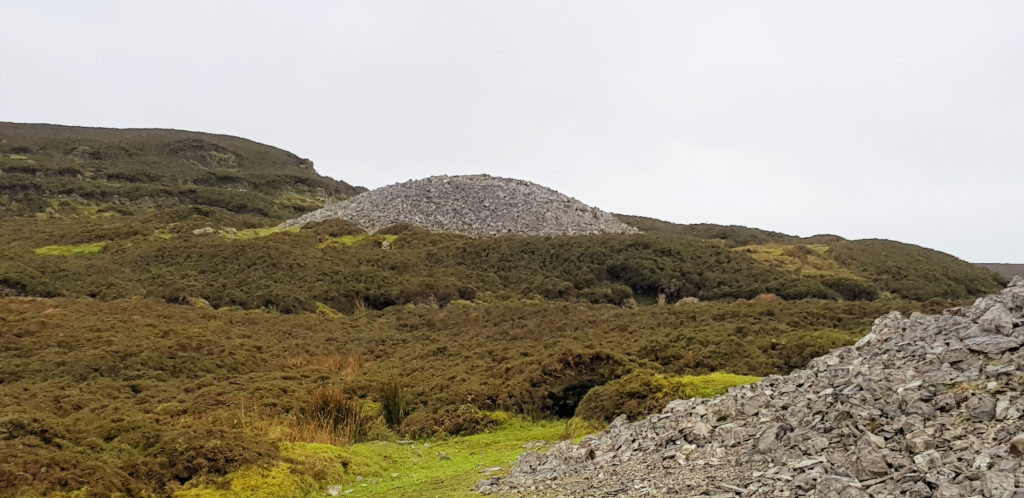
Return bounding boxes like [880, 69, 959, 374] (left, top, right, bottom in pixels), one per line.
[380, 380, 410, 428]
[302, 386, 371, 444]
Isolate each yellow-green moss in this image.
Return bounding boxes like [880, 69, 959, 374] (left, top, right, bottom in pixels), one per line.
[33, 241, 107, 256]
[658, 372, 760, 399]
[315, 302, 344, 318]
[575, 371, 761, 422]
[274, 193, 324, 212]
[318, 234, 397, 249]
[223, 226, 300, 240]
[732, 243, 863, 280]
[176, 463, 317, 498]
[561, 416, 607, 440]
[177, 417, 566, 498]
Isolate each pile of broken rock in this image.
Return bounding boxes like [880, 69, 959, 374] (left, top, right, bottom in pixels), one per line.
[281, 174, 639, 237]
[481, 276, 1024, 497]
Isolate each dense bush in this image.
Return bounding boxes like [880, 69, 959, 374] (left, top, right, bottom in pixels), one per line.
[820, 276, 879, 301]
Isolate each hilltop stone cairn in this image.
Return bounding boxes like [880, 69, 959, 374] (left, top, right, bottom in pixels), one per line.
[481, 277, 1024, 497]
[282, 174, 638, 236]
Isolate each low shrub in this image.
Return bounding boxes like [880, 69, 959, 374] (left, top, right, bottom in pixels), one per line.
[301, 386, 373, 444]
[303, 218, 366, 238]
[561, 416, 607, 440]
[400, 405, 499, 438]
[820, 276, 879, 301]
[379, 381, 410, 428]
[574, 370, 760, 422]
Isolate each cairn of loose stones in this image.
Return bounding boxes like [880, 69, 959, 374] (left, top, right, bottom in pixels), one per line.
[281, 174, 638, 237]
[481, 276, 1024, 497]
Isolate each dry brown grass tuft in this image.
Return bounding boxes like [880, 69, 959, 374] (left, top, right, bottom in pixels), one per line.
[282, 351, 366, 377]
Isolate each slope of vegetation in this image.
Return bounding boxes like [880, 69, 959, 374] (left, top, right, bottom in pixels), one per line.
[0, 213, 1005, 315]
[830, 239, 1007, 300]
[615, 214, 804, 246]
[0, 296, 955, 495]
[0, 122, 363, 219]
[616, 215, 1005, 300]
[0, 123, 1010, 496]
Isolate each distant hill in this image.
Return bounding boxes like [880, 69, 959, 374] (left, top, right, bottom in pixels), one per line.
[615, 214, 844, 246]
[977, 263, 1024, 279]
[0, 122, 363, 219]
[616, 214, 1007, 301]
[0, 122, 1007, 309]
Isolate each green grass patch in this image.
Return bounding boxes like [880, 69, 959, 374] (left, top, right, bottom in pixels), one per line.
[178, 417, 566, 498]
[315, 302, 344, 318]
[318, 234, 397, 249]
[224, 226, 301, 240]
[318, 234, 367, 248]
[274, 193, 325, 212]
[733, 243, 863, 280]
[561, 416, 607, 440]
[660, 372, 761, 398]
[32, 241, 107, 256]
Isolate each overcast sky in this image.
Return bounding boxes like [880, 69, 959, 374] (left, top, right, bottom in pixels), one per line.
[1, 1, 1021, 262]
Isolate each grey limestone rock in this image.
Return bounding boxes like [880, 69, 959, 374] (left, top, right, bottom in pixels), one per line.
[281, 174, 639, 237]
[484, 281, 1024, 496]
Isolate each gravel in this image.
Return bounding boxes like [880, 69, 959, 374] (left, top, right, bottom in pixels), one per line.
[481, 276, 1024, 497]
[281, 174, 638, 236]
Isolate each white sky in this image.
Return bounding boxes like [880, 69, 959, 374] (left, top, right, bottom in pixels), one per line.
[1, 1, 1021, 262]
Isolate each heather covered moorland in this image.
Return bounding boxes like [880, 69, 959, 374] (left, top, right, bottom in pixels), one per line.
[0, 123, 1007, 496]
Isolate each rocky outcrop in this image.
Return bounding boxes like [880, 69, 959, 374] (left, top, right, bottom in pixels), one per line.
[482, 277, 1024, 497]
[281, 174, 638, 236]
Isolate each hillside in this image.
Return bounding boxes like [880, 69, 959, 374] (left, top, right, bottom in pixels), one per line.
[0, 122, 1014, 496]
[615, 215, 1006, 301]
[0, 291, 956, 495]
[0, 215, 1006, 313]
[0, 122, 363, 219]
[978, 263, 1024, 279]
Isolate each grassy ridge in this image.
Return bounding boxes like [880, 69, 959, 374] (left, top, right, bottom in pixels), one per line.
[0, 214, 1005, 314]
[0, 122, 363, 219]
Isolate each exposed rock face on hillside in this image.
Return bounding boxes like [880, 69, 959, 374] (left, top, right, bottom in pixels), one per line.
[482, 277, 1024, 497]
[282, 174, 638, 236]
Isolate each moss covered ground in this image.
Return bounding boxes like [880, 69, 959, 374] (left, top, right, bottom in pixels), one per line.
[179, 418, 566, 497]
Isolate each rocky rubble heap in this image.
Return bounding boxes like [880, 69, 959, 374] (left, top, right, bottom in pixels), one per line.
[281, 174, 638, 236]
[482, 277, 1024, 497]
